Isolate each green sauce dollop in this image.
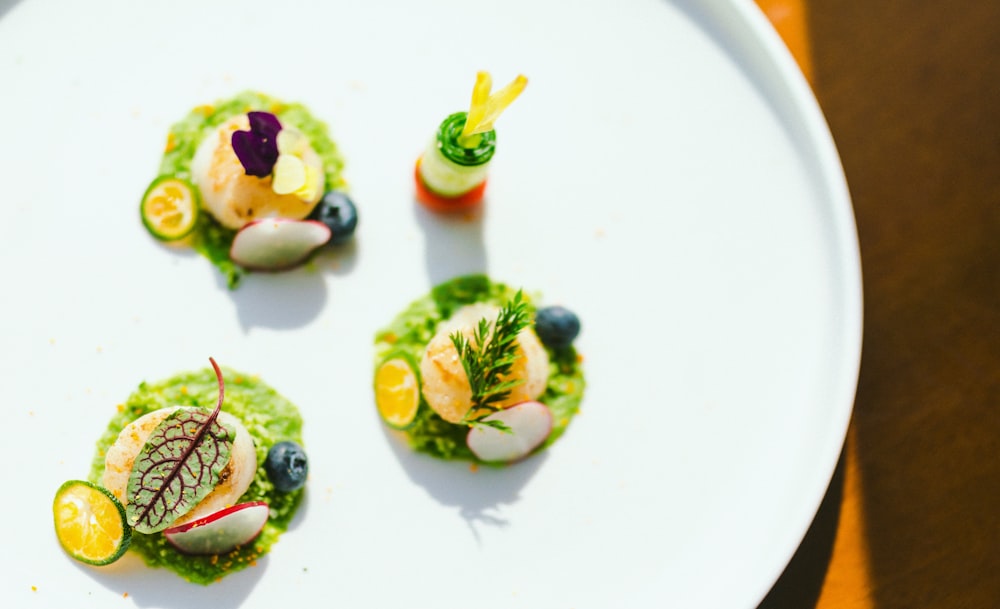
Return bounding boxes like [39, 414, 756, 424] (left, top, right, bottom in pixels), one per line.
[374, 274, 586, 462]
[88, 367, 305, 584]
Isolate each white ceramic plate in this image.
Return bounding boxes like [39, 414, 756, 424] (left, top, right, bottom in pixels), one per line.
[0, 0, 862, 607]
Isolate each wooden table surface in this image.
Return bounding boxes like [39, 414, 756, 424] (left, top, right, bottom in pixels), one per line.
[753, 1, 1000, 607]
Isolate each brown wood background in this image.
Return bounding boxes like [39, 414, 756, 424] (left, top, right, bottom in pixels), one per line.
[753, 1, 1000, 607]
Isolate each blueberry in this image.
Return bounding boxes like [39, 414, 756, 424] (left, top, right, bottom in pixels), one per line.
[534, 306, 581, 349]
[265, 441, 309, 492]
[309, 191, 358, 245]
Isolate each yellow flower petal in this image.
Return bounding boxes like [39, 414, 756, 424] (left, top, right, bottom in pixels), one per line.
[276, 128, 308, 155]
[295, 164, 322, 201]
[272, 154, 307, 195]
[461, 72, 528, 137]
[477, 74, 528, 133]
[462, 71, 492, 138]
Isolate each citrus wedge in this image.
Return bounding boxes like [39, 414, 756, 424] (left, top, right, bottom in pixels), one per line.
[53, 480, 131, 566]
[140, 175, 200, 241]
[375, 354, 422, 429]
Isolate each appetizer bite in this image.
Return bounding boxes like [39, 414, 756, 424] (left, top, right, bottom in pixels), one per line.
[415, 72, 527, 212]
[141, 91, 357, 287]
[52, 359, 308, 584]
[374, 275, 584, 463]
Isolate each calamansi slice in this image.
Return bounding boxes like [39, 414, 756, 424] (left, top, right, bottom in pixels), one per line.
[140, 175, 200, 241]
[375, 354, 422, 430]
[53, 480, 131, 566]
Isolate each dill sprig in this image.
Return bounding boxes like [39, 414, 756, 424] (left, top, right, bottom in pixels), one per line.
[450, 292, 530, 432]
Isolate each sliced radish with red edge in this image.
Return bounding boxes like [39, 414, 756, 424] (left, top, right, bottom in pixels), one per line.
[163, 501, 269, 555]
[466, 401, 553, 463]
[229, 218, 331, 271]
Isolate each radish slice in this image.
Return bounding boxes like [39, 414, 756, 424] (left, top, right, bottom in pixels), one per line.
[466, 401, 553, 463]
[163, 501, 269, 555]
[229, 218, 331, 271]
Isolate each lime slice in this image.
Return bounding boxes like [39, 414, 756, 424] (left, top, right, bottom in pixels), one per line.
[140, 176, 200, 241]
[53, 480, 131, 566]
[375, 354, 422, 430]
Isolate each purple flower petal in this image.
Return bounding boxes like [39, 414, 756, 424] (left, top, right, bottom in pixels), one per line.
[248, 111, 282, 139]
[232, 130, 278, 177]
[231, 112, 284, 177]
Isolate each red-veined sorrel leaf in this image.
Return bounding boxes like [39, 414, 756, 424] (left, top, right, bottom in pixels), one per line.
[125, 358, 235, 534]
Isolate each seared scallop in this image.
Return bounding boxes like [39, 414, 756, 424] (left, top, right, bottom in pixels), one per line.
[102, 406, 257, 526]
[190, 114, 324, 230]
[419, 303, 549, 423]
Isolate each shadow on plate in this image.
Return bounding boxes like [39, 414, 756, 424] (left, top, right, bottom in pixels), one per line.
[413, 197, 489, 285]
[381, 423, 546, 540]
[0, 0, 22, 19]
[756, 446, 846, 608]
[219, 240, 357, 330]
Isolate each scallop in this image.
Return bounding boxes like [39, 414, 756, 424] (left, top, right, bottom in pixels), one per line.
[419, 303, 550, 423]
[102, 406, 258, 526]
[190, 114, 324, 230]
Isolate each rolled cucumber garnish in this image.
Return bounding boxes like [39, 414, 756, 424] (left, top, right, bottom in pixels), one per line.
[417, 72, 527, 205]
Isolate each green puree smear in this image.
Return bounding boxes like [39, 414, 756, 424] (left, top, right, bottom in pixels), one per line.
[158, 90, 346, 288]
[374, 274, 586, 462]
[88, 367, 305, 584]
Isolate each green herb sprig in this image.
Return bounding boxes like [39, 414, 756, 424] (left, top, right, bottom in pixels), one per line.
[450, 292, 530, 432]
